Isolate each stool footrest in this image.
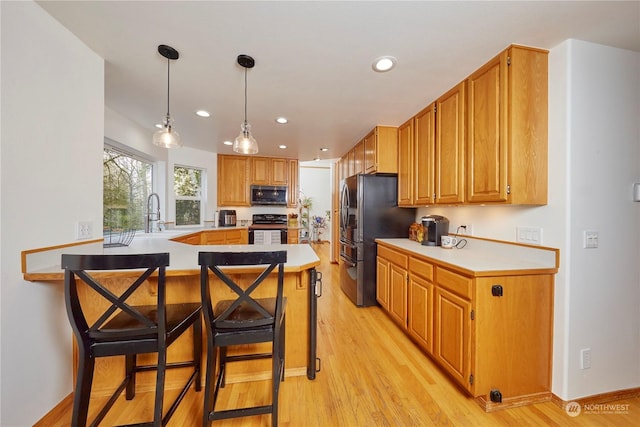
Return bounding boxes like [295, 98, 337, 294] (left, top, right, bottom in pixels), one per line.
[225, 352, 272, 362]
[209, 405, 272, 421]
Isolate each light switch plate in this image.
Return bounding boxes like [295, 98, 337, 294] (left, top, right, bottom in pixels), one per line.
[583, 230, 598, 249]
[76, 221, 93, 240]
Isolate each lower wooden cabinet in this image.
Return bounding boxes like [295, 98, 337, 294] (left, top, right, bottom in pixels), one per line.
[376, 241, 554, 410]
[408, 273, 434, 354]
[172, 229, 248, 245]
[376, 257, 390, 311]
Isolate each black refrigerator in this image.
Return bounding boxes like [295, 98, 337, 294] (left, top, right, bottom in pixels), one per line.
[339, 174, 416, 306]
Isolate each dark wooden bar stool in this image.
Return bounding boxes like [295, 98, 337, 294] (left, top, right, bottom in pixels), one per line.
[61, 253, 202, 427]
[198, 250, 287, 427]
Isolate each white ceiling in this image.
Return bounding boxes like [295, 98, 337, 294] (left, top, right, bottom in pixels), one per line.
[37, 1, 640, 162]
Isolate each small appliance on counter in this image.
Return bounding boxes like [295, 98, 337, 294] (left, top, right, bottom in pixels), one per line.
[218, 209, 237, 227]
[421, 215, 449, 246]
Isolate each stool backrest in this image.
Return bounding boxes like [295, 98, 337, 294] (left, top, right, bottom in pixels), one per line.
[198, 251, 287, 330]
[61, 253, 170, 344]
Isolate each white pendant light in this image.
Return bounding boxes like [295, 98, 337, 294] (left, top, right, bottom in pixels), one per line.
[153, 45, 182, 148]
[233, 54, 258, 154]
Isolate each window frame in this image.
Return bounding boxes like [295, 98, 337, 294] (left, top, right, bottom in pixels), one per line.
[173, 164, 205, 227]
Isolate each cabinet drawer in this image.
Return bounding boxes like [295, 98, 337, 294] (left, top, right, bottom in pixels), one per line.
[436, 267, 472, 299]
[378, 245, 408, 269]
[409, 257, 433, 281]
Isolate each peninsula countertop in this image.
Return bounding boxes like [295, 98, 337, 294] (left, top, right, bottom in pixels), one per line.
[22, 229, 320, 281]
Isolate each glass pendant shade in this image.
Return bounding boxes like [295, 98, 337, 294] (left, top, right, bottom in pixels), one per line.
[153, 116, 182, 148]
[233, 121, 258, 154]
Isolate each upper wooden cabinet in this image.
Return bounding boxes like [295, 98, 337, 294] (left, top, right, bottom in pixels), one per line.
[217, 155, 250, 207]
[435, 81, 466, 205]
[340, 125, 399, 181]
[466, 45, 548, 204]
[397, 44, 548, 207]
[251, 157, 288, 186]
[218, 155, 298, 207]
[287, 159, 299, 208]
[363, 126, 398, 174]
[398, 107, 435, 207]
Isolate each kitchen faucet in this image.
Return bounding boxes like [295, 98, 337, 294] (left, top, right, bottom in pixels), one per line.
[145, 193, 161, 233]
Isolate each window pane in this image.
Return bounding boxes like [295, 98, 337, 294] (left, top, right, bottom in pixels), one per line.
[176, 200, 201, 226]
[103, 148, 152, 233]
[174, 166, 201, 197]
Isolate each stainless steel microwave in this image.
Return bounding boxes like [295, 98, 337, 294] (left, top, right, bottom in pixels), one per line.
[250, 185, 288, 205]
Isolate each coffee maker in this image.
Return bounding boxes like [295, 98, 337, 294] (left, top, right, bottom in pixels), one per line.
[421, 215, 449, 246]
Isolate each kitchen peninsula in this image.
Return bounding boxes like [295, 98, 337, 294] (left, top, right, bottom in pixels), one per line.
[22, 230, 321, 397]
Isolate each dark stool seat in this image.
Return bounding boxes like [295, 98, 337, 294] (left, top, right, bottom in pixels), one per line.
[61, 253, 201, 427]
[199, 250, 287, 427]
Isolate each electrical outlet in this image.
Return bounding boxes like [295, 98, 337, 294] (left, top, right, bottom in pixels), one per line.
[459, 224, 473, 235]
[580, 348, 592, 369]
[516, 226, 543, 245]
[76, 221, 93, 240]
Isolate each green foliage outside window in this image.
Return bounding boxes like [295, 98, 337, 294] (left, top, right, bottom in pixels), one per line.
[174, 166, 203, 226]
[103, 148, 152, 234]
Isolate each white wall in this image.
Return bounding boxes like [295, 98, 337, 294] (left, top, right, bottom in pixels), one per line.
[417, 40, 640, 401]
[0, 2, 104, 425]
[299, 164, 333, 242]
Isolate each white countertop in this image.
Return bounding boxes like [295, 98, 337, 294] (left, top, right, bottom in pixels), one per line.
[23, 231, 320, 280]
[376, 237, 558, 276]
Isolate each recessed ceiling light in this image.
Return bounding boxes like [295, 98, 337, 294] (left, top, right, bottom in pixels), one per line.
[279, 145, 287, 149]
[155, 123, 164, 129]
[275, 117, 288, 124]
[223, 140, 233, 146]
[320, 147, 329, 152]
[372, 56, 397, 72]
[196, 110, 211, 118]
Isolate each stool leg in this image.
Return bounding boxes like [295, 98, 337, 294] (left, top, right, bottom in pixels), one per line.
[72, 351, 94, 427]
[153, 347, 167, 426]
[125, 354, 136, 400]
[202, 338, 217, 427]
[193, 317, 202, 392]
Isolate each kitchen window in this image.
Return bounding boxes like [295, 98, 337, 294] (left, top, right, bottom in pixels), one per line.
[174, 165, 203, 226]
[103, 146, 153, 233]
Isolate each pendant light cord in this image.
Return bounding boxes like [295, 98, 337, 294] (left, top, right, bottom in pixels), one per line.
[166, 57, 171, 118]
[243, 66, 248, 125]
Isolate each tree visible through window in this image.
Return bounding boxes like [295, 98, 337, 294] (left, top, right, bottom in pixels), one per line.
[103, 148, 152, 234]
[174, 166, 203, 226]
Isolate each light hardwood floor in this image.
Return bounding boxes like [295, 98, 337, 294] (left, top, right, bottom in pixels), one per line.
[39, 242, 640, 426]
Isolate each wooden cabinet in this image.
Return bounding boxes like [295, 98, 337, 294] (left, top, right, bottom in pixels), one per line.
[397, 118, 414, 206]
[219, 154, 298, 208]
[287, 230, 299, 244]
[353, 141, 364, 176]
[251, 157, 288, 186]
[435, 81, 466, 204]
[434, 268, 472, 391]
[217, 155, 250, 207]
[376, 256, 389, 311]
[287, 159, 299, 208]
[376, 245, 409, 328]
[397, 44, 547, 207]
[173, 229, 248, 245]
[408, 257, 434, 354]
[413, 104, 436, 205]
[376, 241, 554, 409]
[466, 45, 548, 205]
[363, 126, 398, 174]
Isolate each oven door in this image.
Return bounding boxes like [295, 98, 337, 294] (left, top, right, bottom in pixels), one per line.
[339, 239, 360, 305]
[249, 228, 288, 244]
